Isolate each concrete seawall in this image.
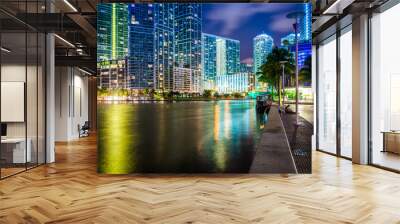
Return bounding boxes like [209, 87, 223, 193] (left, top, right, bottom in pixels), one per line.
[250, 107, 297, 173]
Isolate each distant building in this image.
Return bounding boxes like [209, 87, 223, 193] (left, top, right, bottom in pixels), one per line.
[288, 42, 311, 69]
[175, 3, 202, 93]
[216, 73, 255, 94]
[173, 67, 197, 93]
[100, 3, 203, 93]
[240, 63, 253, 73]
[299, 3, 312, 42]
[98, 60, 127, 89]
[153, 3, 175, 91]
[253, 33, 273, 90]
[202, 33, 240, 90]
[202, 33, 217, 90]
[97, 3, 128, 62]
[280, 33, 297, 48]
[127, 4, 155, 89]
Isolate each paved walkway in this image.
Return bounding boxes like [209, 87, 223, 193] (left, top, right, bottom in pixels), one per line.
[250, 107, 297, 173]
[281, 111, 313, 174]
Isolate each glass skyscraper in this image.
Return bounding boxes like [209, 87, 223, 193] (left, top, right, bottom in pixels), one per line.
[299, 3, 312, 42]
[97, 3, 128, 62]
[127, 4, 155, 89]
[253, 33, 273, 90]
[280, 33, 296, 48]
[174, 3, 202, 93]
[153, 3, 175, 91]
[202, 33, 240, 90]
[202, 33, 217, 90]
[253, 33, 273, 77]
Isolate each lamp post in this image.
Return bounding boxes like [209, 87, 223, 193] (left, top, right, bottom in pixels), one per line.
[287, 11, 304, 126]
[279, 60, 287, 113]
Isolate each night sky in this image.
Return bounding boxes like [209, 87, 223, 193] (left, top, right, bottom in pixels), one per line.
[202, 3, 306, 64]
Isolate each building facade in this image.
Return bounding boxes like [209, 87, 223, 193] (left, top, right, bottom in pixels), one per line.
[127, 4, 155, 89]
[253, 33, 273, 90]
[216, 73, 255, 94]
[280, 33, 297, 49]
[174, 3, 202, 93]
[98, 60, 127, 89]
[97, 3, 128, 62]
[240, 63, 253, 73]
[299, 3, 312, 42]
[173, 67, 194, 92]
[202, 33, 240, 90]
[288, 42, 311, 69]
[153, 3, 175, 91]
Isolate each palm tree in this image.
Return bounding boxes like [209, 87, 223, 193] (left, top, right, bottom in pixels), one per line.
[257, 47, 295, 108]
[299, 55, 312, 84]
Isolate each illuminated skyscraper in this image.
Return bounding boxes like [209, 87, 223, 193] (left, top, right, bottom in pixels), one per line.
[202, 33, 240, 90]
[299, 3, 312, 42]
[215, 73, 254, 94]
[97, 3, 128, 62]
[127, 4, 155, 89]
[153, 3, 175, 91]
[202, 34, 217, 90]
[174, 3, 202, 93]
[280, 33, 297, 48]
[253, 33, 273, 90]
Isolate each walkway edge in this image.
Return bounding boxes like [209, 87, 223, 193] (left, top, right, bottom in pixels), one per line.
[250, 107, 297, 173]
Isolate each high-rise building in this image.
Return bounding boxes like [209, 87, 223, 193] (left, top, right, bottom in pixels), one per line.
[253, 34, 273, 74]
[153, 3, 175, 91]
[202, 33, 240, 90]
[174, 3, 202, 93]
[202, 34, 217, 90]
[288, 42, 311, 69]
[253, 33, 273, 90]
[97, 3, 128, 62]
[173, 67, 195, 92]
[299, 3, 312, 42]
[280, 33, 297, 48]
[240, 63, 253, 73]
[98, 59, 127, 89]
[127, 4, 155, 89]
[215, 73, 255, 94]
[225, 38, 240, 76]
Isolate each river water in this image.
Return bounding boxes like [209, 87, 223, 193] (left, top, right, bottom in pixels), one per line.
[97, 100, 267, 173]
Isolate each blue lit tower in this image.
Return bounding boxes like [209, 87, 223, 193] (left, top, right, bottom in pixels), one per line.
[299, 3, 312, 42]
[153, 3, 175, 91]
[202, 33, 240, 90]
[225, 37, 240, 76]
[174, 4, 202, 92]
[127, 4, 155, 89]
[280, 33, 296, 49]
[202, 33, 217, 89]
[253, 33, 273, 90]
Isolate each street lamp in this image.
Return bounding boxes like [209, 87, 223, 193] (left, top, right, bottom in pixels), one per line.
[279, 60, 288, 113]
[287, 11, 305, 126]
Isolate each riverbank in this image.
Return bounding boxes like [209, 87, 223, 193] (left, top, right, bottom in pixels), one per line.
[97, 98, 250, 102]
[250, 106, 297, 173]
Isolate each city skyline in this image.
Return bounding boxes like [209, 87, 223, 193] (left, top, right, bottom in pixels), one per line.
[97, 3, 311, 93]
[202, 3, 309, 63]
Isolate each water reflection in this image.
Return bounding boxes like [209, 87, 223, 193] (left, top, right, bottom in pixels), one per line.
[98, 100, 266, 173]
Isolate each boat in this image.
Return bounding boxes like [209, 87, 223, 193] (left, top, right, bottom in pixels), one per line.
[256, 95, 272, 113]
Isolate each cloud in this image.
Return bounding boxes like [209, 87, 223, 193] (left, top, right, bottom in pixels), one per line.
[269, 14, 296, 34]
[241, 57, 253, 64]
[205, 4, 289, 36]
